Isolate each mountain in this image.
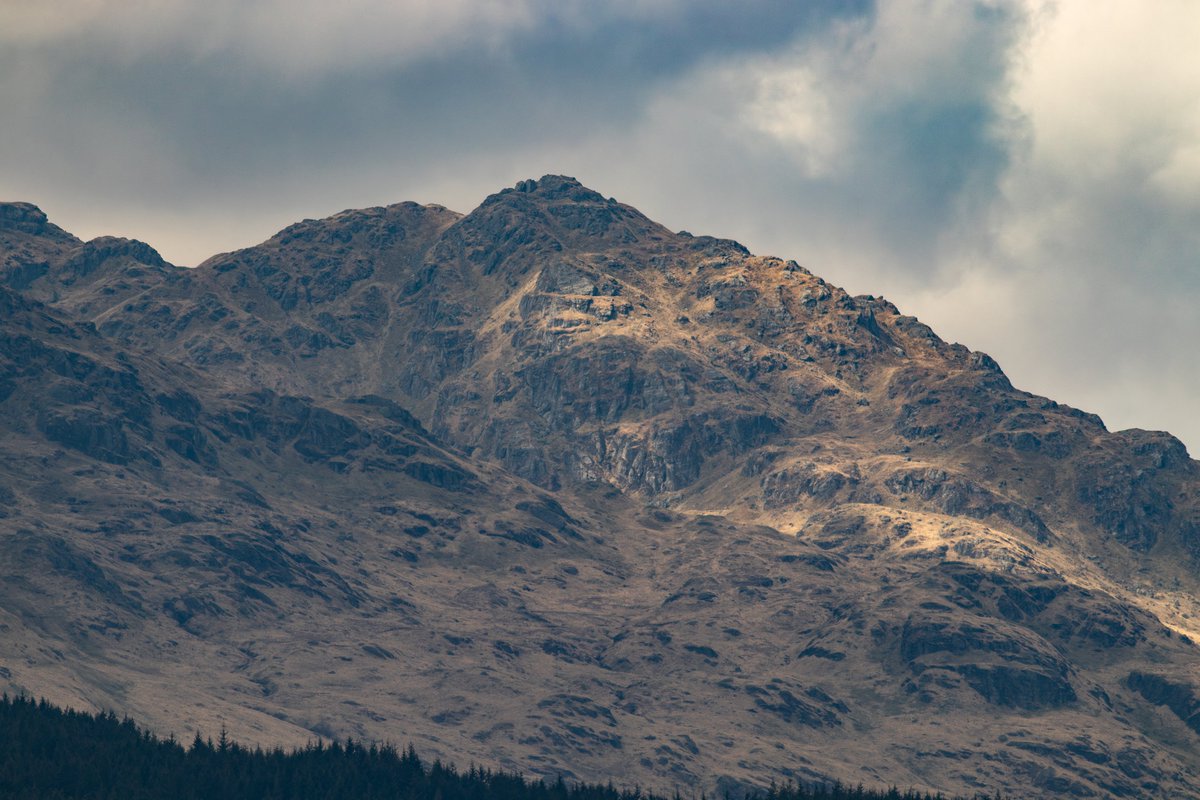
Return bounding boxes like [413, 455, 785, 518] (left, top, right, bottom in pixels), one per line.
[2, 176, 1199, 798]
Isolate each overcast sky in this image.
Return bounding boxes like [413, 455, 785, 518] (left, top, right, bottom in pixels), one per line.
[3, 0, 1198, 455]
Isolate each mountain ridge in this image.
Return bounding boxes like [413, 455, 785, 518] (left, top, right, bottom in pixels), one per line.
[2, 176, 1199, 798]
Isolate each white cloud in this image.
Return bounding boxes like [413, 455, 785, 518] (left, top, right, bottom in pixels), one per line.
[744, 65, 841, 177]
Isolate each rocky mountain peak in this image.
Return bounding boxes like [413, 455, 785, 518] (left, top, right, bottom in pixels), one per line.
[0, 202, 84, 292]
[3, 181, 1200, 798]
[450, 176, 666, 260]
[62, 236, 169, 276]
[510, 175, 602, 201]
[257, 201, 462, 254]
[0, 201, 70, 239]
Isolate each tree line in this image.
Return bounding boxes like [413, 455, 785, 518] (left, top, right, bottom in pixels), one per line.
[0, 694, 1004, 800]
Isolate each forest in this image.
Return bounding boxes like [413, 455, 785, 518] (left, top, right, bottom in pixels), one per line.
[0, 694, 1002, 800]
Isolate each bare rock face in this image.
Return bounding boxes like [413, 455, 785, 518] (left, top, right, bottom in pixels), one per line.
[2, 177, 1200, 799]
[0, 202, 70, 238]
[0, 202, 82, 291]
[60, 236, 167, 279]
[1126, 672, 1200, 734]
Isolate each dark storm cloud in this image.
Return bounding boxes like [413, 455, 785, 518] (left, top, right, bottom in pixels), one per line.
[0, 1, 871, 207]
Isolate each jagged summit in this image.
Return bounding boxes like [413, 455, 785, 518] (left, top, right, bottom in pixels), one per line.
[0, 201, 74, 240]
[494, 176, 752, 256]
[1, 179, 1200, 798]
[443, 175, 670, 266]
[257, 201, 463, 253]
[508, 174, 604, 200]
[0, 201, 47, 229]
[61, 236, 168, 276]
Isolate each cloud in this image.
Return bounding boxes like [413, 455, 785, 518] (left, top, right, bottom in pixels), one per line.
[0, 1, 541, 74]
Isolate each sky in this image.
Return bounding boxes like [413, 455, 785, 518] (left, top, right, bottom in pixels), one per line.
[2, 0, 1198, 455]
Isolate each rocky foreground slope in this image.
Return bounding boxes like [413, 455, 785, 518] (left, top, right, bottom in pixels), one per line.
[2, 178, 1200, 798]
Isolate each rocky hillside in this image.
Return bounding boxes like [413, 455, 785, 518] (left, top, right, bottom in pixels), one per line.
[2, 177, 1199, 798]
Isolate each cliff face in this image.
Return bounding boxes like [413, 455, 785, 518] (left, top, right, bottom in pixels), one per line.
[2, 177, 1199, 798]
